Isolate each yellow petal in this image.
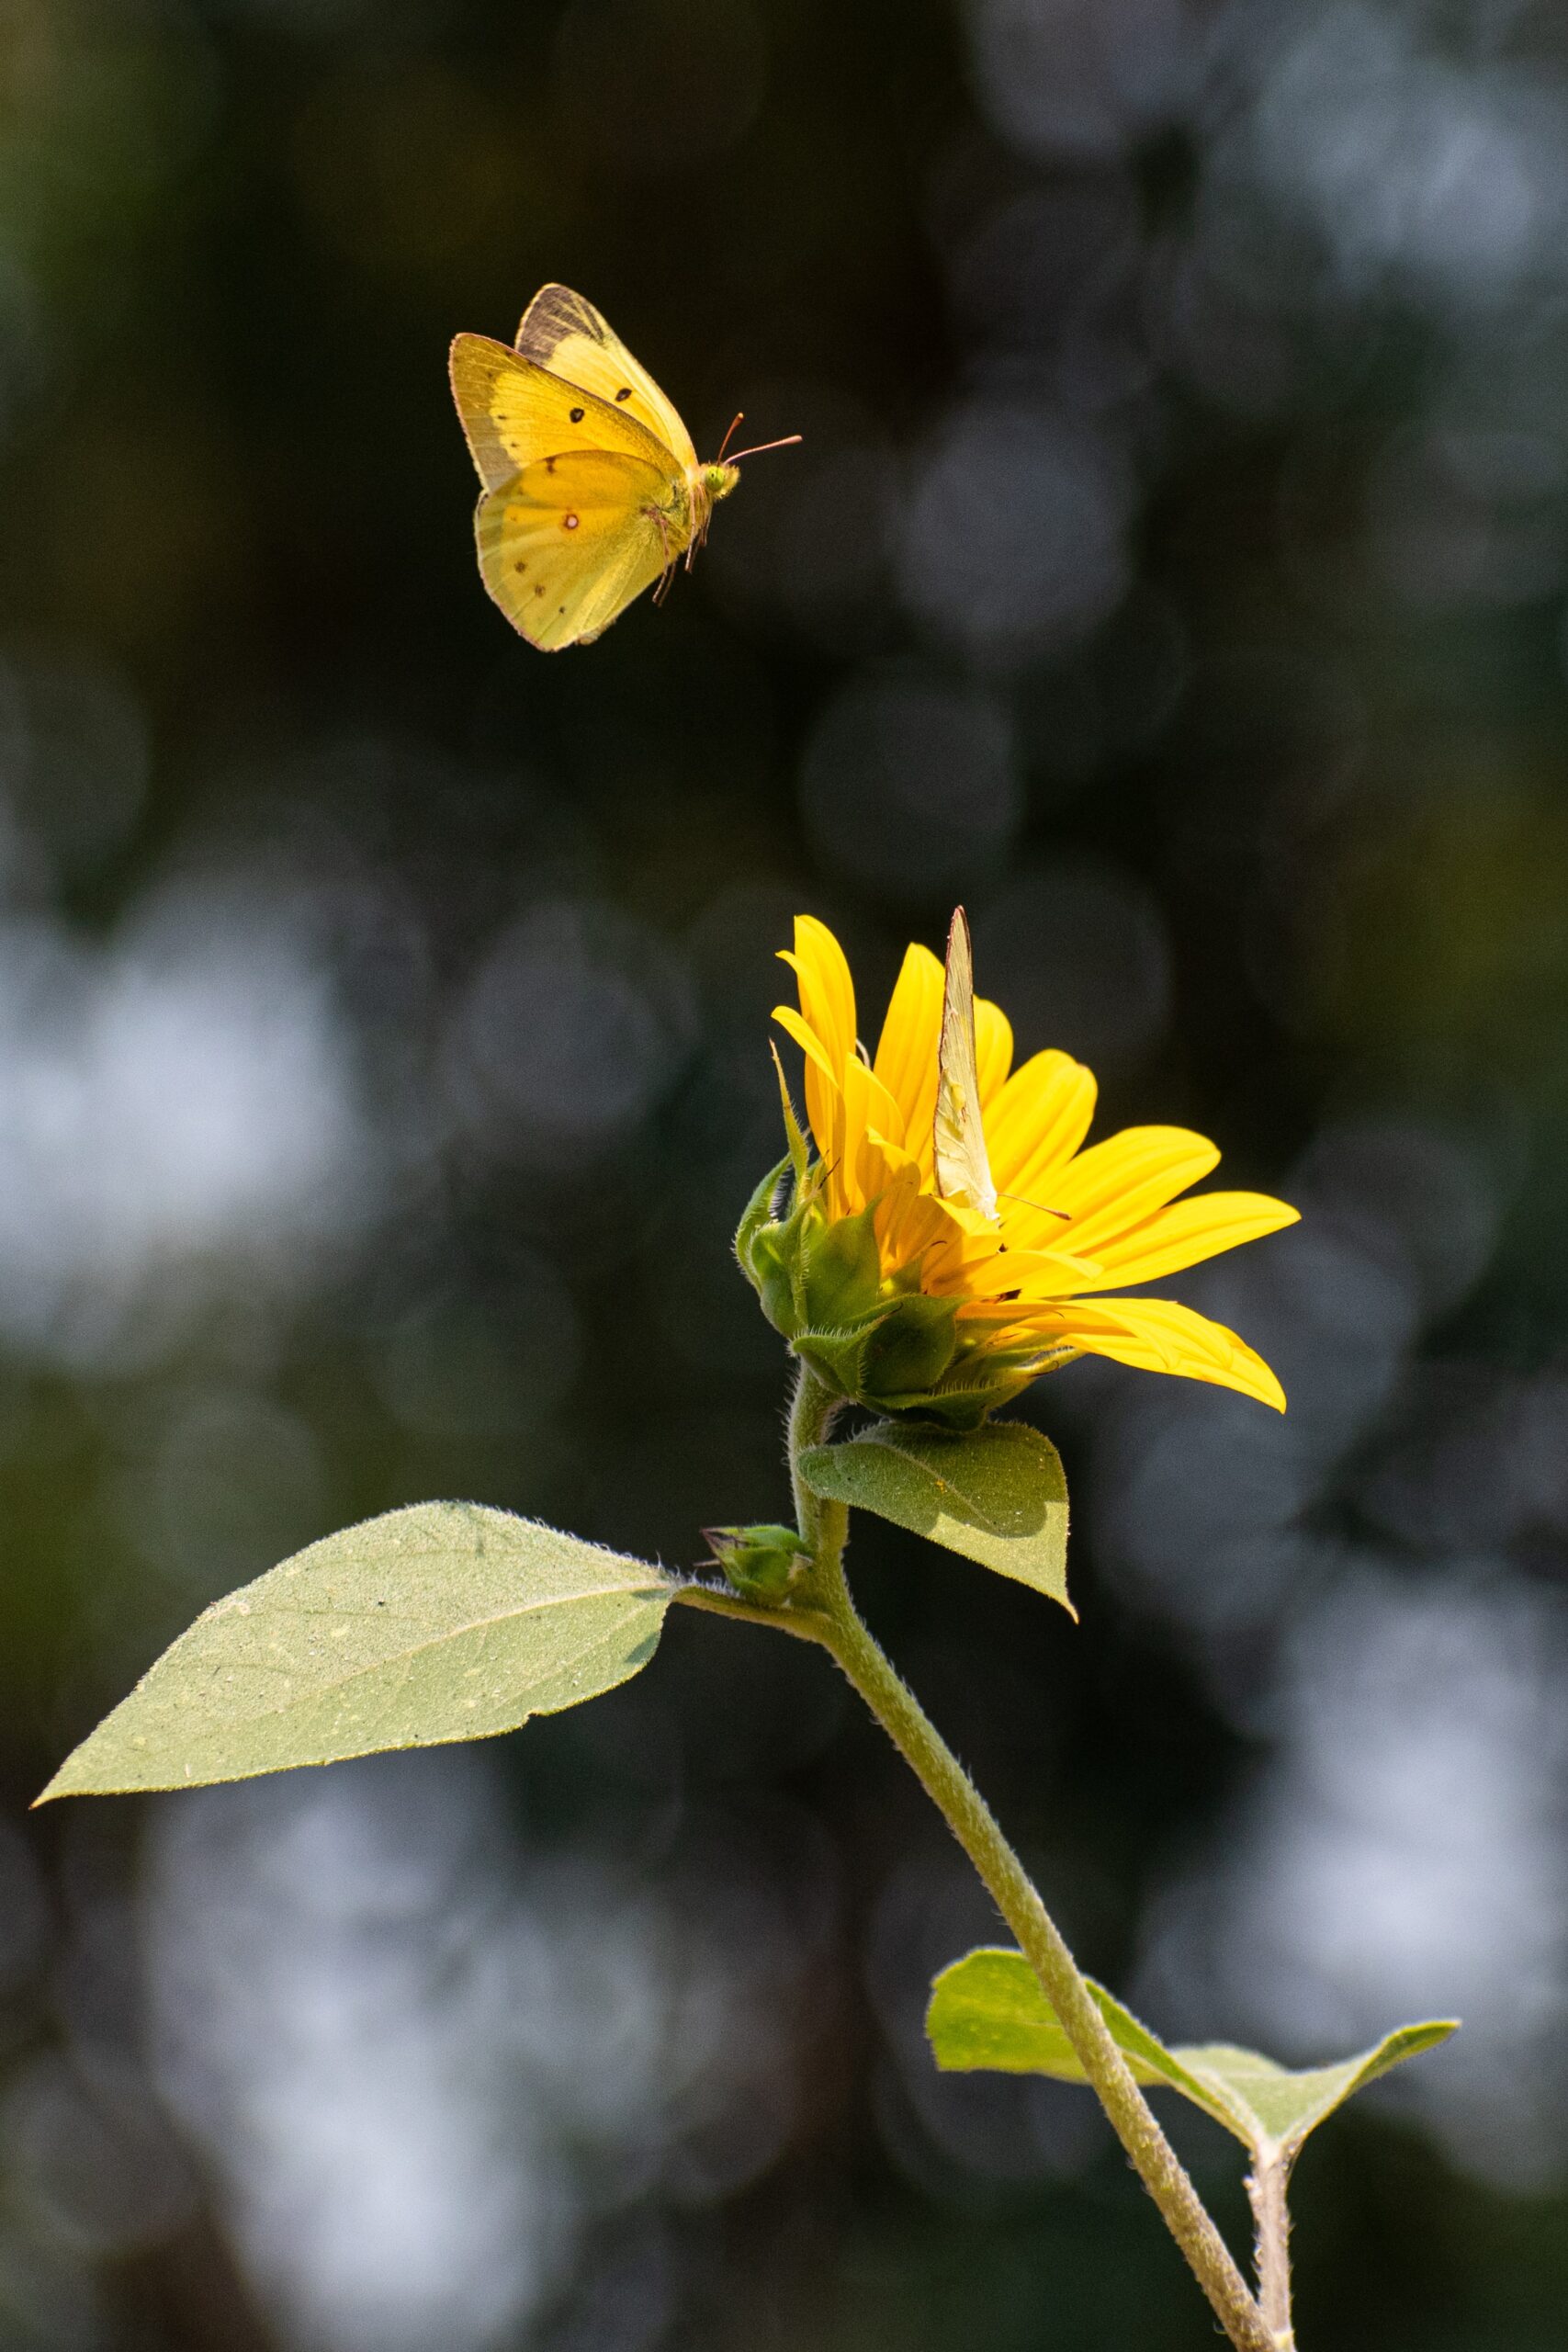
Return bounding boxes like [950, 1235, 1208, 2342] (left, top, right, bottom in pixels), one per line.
[771, 1001, 843, 1174]
[987, 1049, 1098, 1207]
[771, 1002, 837, 1086]
[1062, 1296, 1288, 1411]
[960, 1248, 1100, 1296]
[779, 915, 857, 1069]
[975, 996, 1013, 1104]
[842, 1051, 907, 1155]
[872, 942, 943, 1157]
[1046, 1127, 1221, 1245]
[877, 1176, 956, 1277]
[1073, 1192, 1300, 1292]
[771, 1004, 848, 1209]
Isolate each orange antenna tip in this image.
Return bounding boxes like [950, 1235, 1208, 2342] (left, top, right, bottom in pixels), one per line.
[726, 434, 803, 463]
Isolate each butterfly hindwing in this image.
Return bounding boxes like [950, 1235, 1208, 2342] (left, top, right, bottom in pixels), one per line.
[449, 333, 671, 492]
[933, 908, 1000, 1222]
[514, 284, 699, 475]
[476, 448, 683, 651]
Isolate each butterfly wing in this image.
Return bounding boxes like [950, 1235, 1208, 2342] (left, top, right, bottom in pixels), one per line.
[450, 332, 671, 491]
[514, 285, 700, 476]
[476, 449, 682, 650]
[933, 908, 1000, 1222]
[451, 332, 691, 649]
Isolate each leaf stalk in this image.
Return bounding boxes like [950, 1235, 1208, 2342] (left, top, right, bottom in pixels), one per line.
[1246, 2151, 1296, 2349]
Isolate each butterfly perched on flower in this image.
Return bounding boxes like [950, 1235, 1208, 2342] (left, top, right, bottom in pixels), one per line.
[449, 285, 799, 650]
[933, 906, 1000, 1224]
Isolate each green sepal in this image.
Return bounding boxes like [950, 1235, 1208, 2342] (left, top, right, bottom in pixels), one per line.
[769, 1043, 810, 1182]
[734, 1153, 807, 1337]
[793, 1319, 878, 1398]
[734, 1152, 791, 1282]
[750, 1222, 803, 1337]
[873, 1382, 1002, 1432]
[857, 1292, 958, 1403]
[799, 1203, 883, 1330]
[704, 1521, 811, 1604]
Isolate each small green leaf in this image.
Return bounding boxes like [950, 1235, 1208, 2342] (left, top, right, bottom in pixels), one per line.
[1169, 2030, 1461, 2155]
[925, 1946, 1220, 2109]
[798, 1419, 1071, 1611]
[38, 1503, 672, 1802]
[927, 1948, 1458, 2157]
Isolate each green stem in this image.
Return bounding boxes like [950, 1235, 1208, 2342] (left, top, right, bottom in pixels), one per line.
[782, 1369, 1276, 2352]
[673, 1581, 829, 1646]
[788, 1358, 846, 1554]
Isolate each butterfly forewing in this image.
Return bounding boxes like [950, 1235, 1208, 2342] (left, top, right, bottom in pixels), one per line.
[933, 908, 1000, 1223]
[449, 334, 671, 491]
[514, 284, 698, 475]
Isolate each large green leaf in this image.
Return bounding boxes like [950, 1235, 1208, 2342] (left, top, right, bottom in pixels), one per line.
[927, 1948, 1457, 2158]
[797, 1419, 1070, 1611]
[39, 1503, 673, 1802]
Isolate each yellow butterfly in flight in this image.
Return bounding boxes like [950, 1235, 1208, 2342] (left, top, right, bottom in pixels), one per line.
[449, 284, 799, 651]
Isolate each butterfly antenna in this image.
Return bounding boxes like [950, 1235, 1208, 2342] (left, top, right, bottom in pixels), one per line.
[726, 434, 804, 462]
[998, 1191, 1069, 1222]
[716, 412, 745, 463]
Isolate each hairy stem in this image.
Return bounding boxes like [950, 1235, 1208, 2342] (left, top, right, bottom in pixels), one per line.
[1247, 2154, 1296, 2348]
[677, 1366, 1276, 2349]
[815, 1559, 1273, 2352]
[787, 1358, 845, 1552]
[784, 1368, 1275, 2352]
[673, 1581, 829, 1645]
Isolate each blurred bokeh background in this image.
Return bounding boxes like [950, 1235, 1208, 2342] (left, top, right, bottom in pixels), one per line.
[1, 0, 1566, 2344]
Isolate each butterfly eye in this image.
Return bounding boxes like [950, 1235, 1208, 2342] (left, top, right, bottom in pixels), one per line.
[569, 406, 585, 423]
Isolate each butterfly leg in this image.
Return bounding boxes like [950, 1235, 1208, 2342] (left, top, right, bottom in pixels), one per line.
[684, 487, 708, 571]
[647, 505, 677, 605]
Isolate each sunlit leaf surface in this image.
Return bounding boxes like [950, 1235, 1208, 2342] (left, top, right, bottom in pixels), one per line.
[927, 1948, 1457, 2155]
[798, 1419, 1070, 1610]
[39, 1503, 672, 1800]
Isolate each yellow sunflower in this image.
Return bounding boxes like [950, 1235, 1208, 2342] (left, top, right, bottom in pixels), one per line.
[748, 913, 1298, 1421]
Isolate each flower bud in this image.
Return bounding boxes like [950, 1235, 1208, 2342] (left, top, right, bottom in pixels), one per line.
[704, 1522, 811, 1603]
[734, 1155, 805, 1337]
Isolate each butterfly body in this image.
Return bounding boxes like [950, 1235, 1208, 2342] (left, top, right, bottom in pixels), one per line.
[450, 285, 762, 650]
